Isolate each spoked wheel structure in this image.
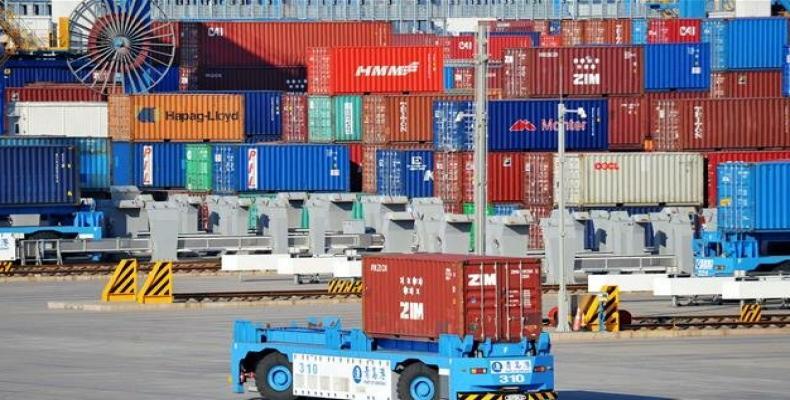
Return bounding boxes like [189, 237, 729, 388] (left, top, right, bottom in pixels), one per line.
[67, 0, 175, 94]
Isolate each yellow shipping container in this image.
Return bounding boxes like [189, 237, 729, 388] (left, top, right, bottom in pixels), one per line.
[127, 94, 244, 142]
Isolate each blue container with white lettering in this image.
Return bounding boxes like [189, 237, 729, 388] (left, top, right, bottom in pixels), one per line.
[131, 142, 186, 189]
[433, 100, 474, 151]
[718, 161, 790, 232]
[212, 144, 261, 193]
[376, 149, 434, 198]
[783, 46, 790, 97]
[645, 43, 710, 91]
[631, 19, 648, 45]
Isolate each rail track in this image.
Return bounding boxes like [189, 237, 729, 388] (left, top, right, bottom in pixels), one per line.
[0, 261, 222, 277]
[623, 313, 790, 331]
[173, 289, 359, 303]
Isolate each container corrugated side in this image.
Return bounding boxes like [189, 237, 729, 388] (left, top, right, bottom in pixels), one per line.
[376, 149, 434, 198]
[198, 67, 307, 92]
[710, 71, 783, 98]
[647, 18, 701, 44]
[631, 19, 648, 45]
[307, 96, 333, 143]
[785, 46, 790, 97]
[433, 151, 471, 204]
[608, 96, 648, 150]
[0, 145, 80, 206]
[239, 91, 282, 141]
[129, 94, 244, 142]
[7, 102, 108, 137]
[433, 100, 474, 151]
[488, 99, 608, 151]
[332, 96, 362, 142]
[363, 95, 471, 144]
[111, 141, 131, 186]
[3, 59, 78, 87]
[725, 18, 788, 70]
[185, 143, 213, 191]
[523, 153, 554, 207]
[259, 144, 349, 192]
[706, 151, 790, 208]
[362, 254, 543, 342]
[361, 143, 432, 194]
[717, 162, 755, 231]
[645, 43, 711, 91]
[557, 152, 704, 207]
[282, 93, 308, 143]
[212, 144, 260, 193]
[702, 19, 727, 70]
[108, 95, 131, 141]
[0, 137, 110, 190]
[5, 84, 105, 102]
[488, 152, 524, 203]
[132, 143, 186, 189]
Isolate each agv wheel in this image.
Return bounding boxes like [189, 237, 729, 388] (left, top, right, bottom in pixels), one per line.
[255, 352, 295, 400]
[397, 363, 439, 400]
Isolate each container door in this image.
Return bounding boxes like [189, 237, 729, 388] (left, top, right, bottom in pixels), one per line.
[501, 261, 542, 340]
[463, 261, 502, 341]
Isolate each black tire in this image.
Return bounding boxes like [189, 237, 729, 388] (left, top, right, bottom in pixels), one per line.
[397, 363, 439, 400]
[255, 353, 296, 400]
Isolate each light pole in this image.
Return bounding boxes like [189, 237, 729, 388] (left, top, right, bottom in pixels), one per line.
[556, 102, 586, 332]
[473, 22, 488, 255]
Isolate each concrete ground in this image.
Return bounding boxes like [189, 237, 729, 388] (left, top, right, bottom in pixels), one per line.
[1, 276, 789, 400]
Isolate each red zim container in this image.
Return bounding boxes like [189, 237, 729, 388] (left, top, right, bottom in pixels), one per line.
[561, 20, 584, 47]
[282, 93, 308, 143]
[5, 84, 105, 102]
[523, 153, 554, 207]
[710, 71, 783, 99]
[706, 151, 790, 207]
[307, 46, 444, 95]
[647, 18, 701, 43]
[488, 35, 538, 63]
[510, 46, 643, 97]
[608, 96, 649, 150]
[433, 151, 472, 204]
[362, 254, 543, 342]
[199, 22, 391, 67]
[488, 152, 524, 202]
[653, 98, 790, 150]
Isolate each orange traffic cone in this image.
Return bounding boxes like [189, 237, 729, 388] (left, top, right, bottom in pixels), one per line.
[572, 306, 583, 331]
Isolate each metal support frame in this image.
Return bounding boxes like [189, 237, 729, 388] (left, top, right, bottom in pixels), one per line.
[473, 23, 488, 256]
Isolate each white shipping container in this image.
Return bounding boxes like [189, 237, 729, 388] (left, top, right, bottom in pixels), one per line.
[554, 152, 704, 207]
[8, 102, 108, 137]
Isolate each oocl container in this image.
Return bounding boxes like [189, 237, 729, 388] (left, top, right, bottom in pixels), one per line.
[706, 151, 790, 208]
[132, 142, 186, 189]
[282, 93, 308, 143]
[0, 137, 110, 190]
[363, 94, 470, 144]
[504, 46, 643, 97]
[212, 144, 260, 193]
[128, 94, 244, 142]
[488, 99, 608, 151]
[433, 100, 473, 151]
[307, 96, 363, 143]
[557, 152, 704, 207]
[647, 18, 701, 43]
[0, 145, 80, 207]
[710, 71, 782, 98]
[258, 144, 349, 192]
[717, 161, 790, 231]
[608, 96, 648, 150]
[7, 102, 107, 137]
[199, 21, 391, 67]
[644, 43, 711, 91]
[307, 46, 444, 95]
[185, 143, 213, 191]
[362, 254, 543, 342]
[376, 149, 434, 197]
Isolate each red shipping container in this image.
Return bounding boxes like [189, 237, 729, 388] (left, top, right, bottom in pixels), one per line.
[540, 34, 562, 48]
[362, 254, 543, 342]
[434, 151, 471, 204]
[607, 19, 632, 45]
[561, 20, 584, 47]
[199, 22, 391, 67]
[488, 35, 538, 63]
[523, 153, 554, 207]
[348, 143, 364, 192]
[5, 84, 105, 102]
[282, 93, 308, 142]
[526, 205, 552, 249]
[362, 94, 469, 143]
[199, 67, 306, 91]
[483, 20, 547, 34]
[506, 47, 643, 97]
[391, 33, 444, 47]
[608, 96, 649, 150]
[447, 35, 475, 60]
[647, 18, 701, 44]
[308, 46, 444, 95]
[487, 152, 525, 202]
[583, 20, 607, 45]
[653, 98, 790, 150]
[706, 151, 790, 207]
[645, 91, 709, 150]
[446, 65, 504, 93]
[710, 71, 783, 99]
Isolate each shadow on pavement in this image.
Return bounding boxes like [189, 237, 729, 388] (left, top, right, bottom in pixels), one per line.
[559, 391, 674, 400]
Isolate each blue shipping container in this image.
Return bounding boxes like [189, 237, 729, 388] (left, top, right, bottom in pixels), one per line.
[783, 46, 790, 97]
[0, 145, 80, 206]
[718, 161, 790, 232]
[701, 19, 727, 70]
[212, 144, 260, 193]
[376, 149, 434, 198]
[112, 141, 132, 186]
[194, 90, 283, 141]
[645, 43, 710, 91]
[487, 99, 607, 151]
[0, 137, 110, 190]
[259, 144, 349, 192]
[131, 143, 186, 189]
[125, 65, 180, 94]
[725, 18, 788, 70]
[631, 19, 648, 45]
[433, 100, 474, 151]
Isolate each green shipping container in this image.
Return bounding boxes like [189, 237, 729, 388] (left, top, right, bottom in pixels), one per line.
[333, 95, 362, 142]
[185, 143, 213, 191]
[308, 96, 333, 143]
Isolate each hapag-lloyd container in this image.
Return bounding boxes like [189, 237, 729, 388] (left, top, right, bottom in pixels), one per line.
[710, 71, 783, 98]
[645, 43, 710, 91]
[488, 152, 524, 203]
[706, 151, 790, 207]
[282, 93, 308, 142]
[212, 144, 260, 193]
[505, 46, 643, 97]
[185, 143, 213, 191]
[307, 46, 444, 95]
[608, 96, 648, 150]
[523, 153, 554, 207]
[362, 254, 543, 342]
[652, 98, 790, 150]
[433, 100, 473, 151]
[363, 94, 470, 143]
[556, 152, 704, 206]
[361, 143, 432, 193]
[647, 18, 701, 43]
[307, 96, 363, 142]
[376, 149, 434, 197]
[197, 67, 307, 92]
[0, 146, 80, 207]
[5, 84, 105, 102]
[199, 21, 391, 67]
[258, 144, 349, 192]
[132, 142, 186, 189]
[717, 161, 790, 231]
[127, 94, 244, 142]
[433, 151, 472, 204]
[0, 137, 110, 190]
[488, 99, 607, 151]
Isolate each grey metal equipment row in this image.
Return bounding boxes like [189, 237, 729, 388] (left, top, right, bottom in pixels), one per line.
[541, 207, 697, 285]
[151, 0, 653, 21]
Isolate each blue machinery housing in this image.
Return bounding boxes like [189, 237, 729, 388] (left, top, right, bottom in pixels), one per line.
[231, 318, 555, 399]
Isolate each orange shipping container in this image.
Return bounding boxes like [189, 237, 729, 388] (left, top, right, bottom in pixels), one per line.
[362, 94, 469, 143]
[128, 94, 244, 142]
